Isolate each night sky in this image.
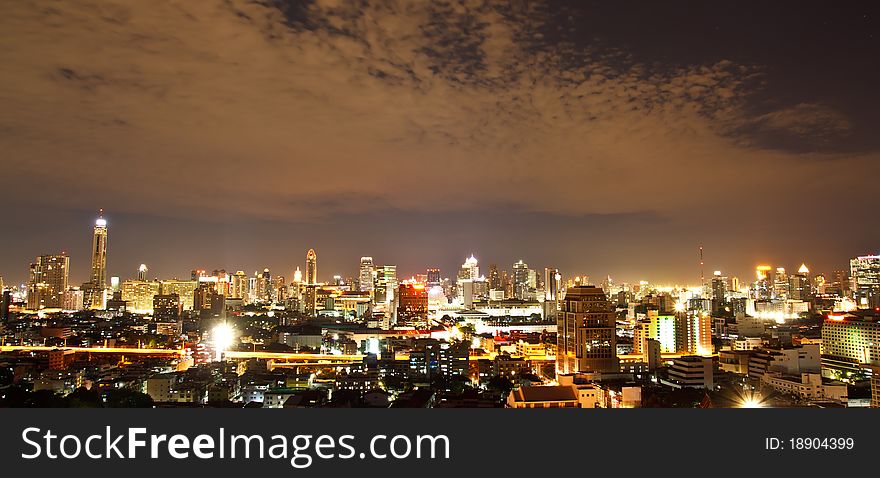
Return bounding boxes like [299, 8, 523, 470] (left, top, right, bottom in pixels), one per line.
[1, 1, 878, 286]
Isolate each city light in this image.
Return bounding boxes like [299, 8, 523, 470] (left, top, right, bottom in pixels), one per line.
[212, 323, 235, 361]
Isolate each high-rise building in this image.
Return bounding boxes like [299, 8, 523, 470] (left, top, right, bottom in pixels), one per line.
[62, 287, 84, 311]
[306, 249, 318, 284]
[1, 290, 12, 323]
[710, 271, 727, 312]
[83, 211, 108, 309]
[544, 267, 561, 301]
[159, 280, 198, 311]
[788, 263, 812, 301]
[137, 264, 148, 281]
[153, 294, 182, 321]
[230, 271, 247, 299]
[487, 264, 500, 291]
[821, 311, 880, 378]
[120, 279, 161, 313]
[90, 212, 108, 288]
[459, 255, 479, 281]
[27, 254, 69, 310]
[359, 257, 375, 293]
[773, 267, 788, 300]
[426, 268, 441, 288]
[303, 249, 319, 315]
[374, 265, 397, 303]
[851, 255, 880, 309]
[194, 282, 225, 320]
[513, 260, 530, 300]
[272, 275, 287, 302]
[754, 265, 773, 300]
[396, 283, 428, 327]
[557, 285, 619, 375]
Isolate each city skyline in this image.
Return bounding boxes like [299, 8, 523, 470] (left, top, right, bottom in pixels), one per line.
[1, 209, 874, 288]
[1, 1, 879, 285]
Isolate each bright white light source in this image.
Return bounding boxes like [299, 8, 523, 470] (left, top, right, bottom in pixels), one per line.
[212, 323, 234, 361]
[740, 397, 762, 408]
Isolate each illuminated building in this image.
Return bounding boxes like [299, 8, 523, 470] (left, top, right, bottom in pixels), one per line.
[543, 267, 561, 320]
[820, 311, 880, 379]
[683, 312, 714, 356]
[27, 253, 69, 310]
[120, 279, 161, 313]
[396, 283, 428, 327]
[459, 279, 474, 309]
[260, 268, 272, 302]
[710, 271, 727, 312]
[303, 249, 318, 315]
[512, 260, 530, 300]
[788, 263, 811, 301]
[460, 254, 479, 280]
[137, 264, 148, 281]
[748, 344, 821, 379]
[850, 255, 880, 309]
[153, 293, 182, 321]
[506, 385, 582, 408]
[427, 268, 441, 288]
[633, 310, 677, 354]
[272, 275, 286, 302]
[773, 267, 788, 300]
[62, 287, 84, 311]
[230, 270, 247, 299]
[556, 285, 619, 375]
[84, 211, 108, 309]
[754, 265, 773, 300]
[359, 257, 375, 293]
[662, 356, 713, 389]
[374, 265, 397, 304]
[306, 249, 317, 284]
[194, 282, 225, 319]
[544, 267, 561, 301]
[159, 280, 198, 310]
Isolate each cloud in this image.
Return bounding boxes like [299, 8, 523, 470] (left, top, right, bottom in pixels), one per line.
[0, 0, 877, 226]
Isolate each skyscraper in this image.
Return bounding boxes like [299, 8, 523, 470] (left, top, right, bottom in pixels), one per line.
[90, 211, 108, 289]
[359, 257, 375, 293]
[557, 285, 619, 375]
[459, 255, 479, 281]
[513, 260, 530, 300]
[544, 267, 561, 301]
[230, 270, 248, 299]
[788, 263, 811, 301]
[426, 268, 441, 288]
[396, 283, 428, 327]
[851, 255, 880, 309]
[304, 249, 318, 315]
[84, 211, 108, 309]
[27, 253, 69, 310]
[306, 249, 318, 284]
[374, 265, 397, 303]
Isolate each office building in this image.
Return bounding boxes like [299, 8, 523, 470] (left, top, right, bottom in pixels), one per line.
[851, 255, 880, 309]
[27, 253, 69, 310]
[153, 294, 182, 321]
[557, 285, 619, 375]
[821, 311, 880, 379]
[359, 257, 374, 293]
[396, 283, 428, 327]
